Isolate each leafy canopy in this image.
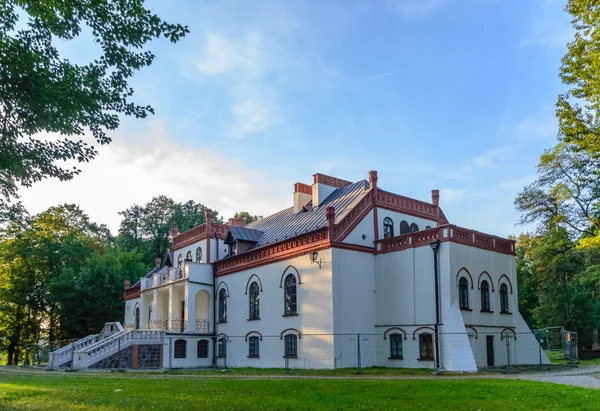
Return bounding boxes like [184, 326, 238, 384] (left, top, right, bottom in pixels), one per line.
[0, 0, 188, 217]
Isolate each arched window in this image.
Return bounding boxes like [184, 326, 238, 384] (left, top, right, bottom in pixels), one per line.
[249, 282, 260, 320]
[248, 336, 260, 357]
[459, 277, 469, 309]
[218, 288, 227, 322]
[419, 333, 434, 360]
[400, 221, 410, 235]
[186, 250, 192, 261]
[480, 281, 490, 312]
[174, 339, 186, 359]
[410, 223, 419, 232]
[383, 217, 394, 239]
[196, 247, 202, 263]
[425, 225, 432, 230]
[389, 334, 403, 359]
[177, 254, 183, 270]
[284, 334, 298, 357]
[500, 283, 509, 313]
[217, 337, 227, 358]
[284, 274, 297, 315]
[134, 305, 140, 330]
[197, 340, 209, 358]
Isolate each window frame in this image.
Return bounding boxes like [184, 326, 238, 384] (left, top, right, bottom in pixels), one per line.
[249, 282, 260, 320]
[480, 280, 491, 312]
[284, 334, 298, 358]
[217, 337, 227, 358]
[400, 220, 410, 235]
[419, 333, 434, 360]
[177, 254, 184, 270]
[389, 333, 403, 359]
[409, 223, 419, 232]
[500, 283, 510, 313]
[218, 288, 227, 323]
[196, 247, 202, 263]
[459, 277, 470, 310]
[174, 339, 187, 359]
[383, 217, 394, 239]
[186, 250, 192, 261]
[248, 336, 260, 358]
[197, 340, 209, 359]
[284, 274, 297, 316]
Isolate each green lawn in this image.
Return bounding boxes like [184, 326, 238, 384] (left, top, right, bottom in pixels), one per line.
[545, 350, 600, 367]
[1, 370, 600, 410]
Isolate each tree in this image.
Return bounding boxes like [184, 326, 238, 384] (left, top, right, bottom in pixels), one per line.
[0, 1, 188, 215]
[515, 143, 600, 246]
[557, 1, 600, 156]
[233, 211, 262, 225]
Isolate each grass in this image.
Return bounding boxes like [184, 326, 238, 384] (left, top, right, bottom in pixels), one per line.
[2, 369, 600, 410]
[166, 366, 442, 376]
[545, 350, 600, 367]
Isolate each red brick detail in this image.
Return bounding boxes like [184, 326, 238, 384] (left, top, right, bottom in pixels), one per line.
[498, 274, 514, 294]
[333, 193, 374, 241]
[132, 344, 139, 369]
[412, 326, 436, 339]
[500, 327, 517, 340]
[465, 325, 478, 339]
[376, 189, 439, 223]
[280, 328, 302, 339]
[245, 331, 263, 341]
[215, 229, 331, 276]
[124, 284, 140, 300]
[313, 173, 352, 188]
[383, 327, 407, 340]
[155, 257, 161, 268]
[375, 225, 516, 256]
[124, 280, 130, 290]
[294, 183, 312, 195]
[228, 218, 245, 227]
[478, 271, 495, 291]
[431, 189, 440, 207]
[172, 223, 228, 251]
[331, 242, 375, 254]
[369, 170, 378, 191]
[244, 274, 263, 294]
[456, 267, 475, 289]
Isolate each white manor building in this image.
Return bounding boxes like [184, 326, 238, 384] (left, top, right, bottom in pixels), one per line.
[50, 171, 549, 371]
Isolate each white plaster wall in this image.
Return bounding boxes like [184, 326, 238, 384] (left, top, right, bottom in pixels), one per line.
[163, 336, 213, 369]
[376, 208, 437, 241]
[173, 239, 207, 264]
[214, 250, 334, 368]
[124, 298, 141, 326]
[342, 210, 375, 247]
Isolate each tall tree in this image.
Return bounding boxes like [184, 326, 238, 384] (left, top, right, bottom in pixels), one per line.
[233, 211, 262, 225]
[0, 0, 188, 216]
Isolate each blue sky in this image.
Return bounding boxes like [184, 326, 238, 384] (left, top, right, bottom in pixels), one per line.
[21, 0, 572, 236]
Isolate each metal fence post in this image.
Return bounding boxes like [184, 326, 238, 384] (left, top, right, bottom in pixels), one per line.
[356, 334, 363, 374]
[505, 332, 511, 373]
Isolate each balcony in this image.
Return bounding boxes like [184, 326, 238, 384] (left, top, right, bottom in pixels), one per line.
[140, 263, 213, 291]
[146, 318, 210, 334]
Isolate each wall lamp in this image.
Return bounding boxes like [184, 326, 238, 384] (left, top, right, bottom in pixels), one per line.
[309, 250, 322, 268]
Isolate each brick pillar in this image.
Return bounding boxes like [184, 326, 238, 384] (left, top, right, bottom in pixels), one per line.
[132, 344, 139, 369]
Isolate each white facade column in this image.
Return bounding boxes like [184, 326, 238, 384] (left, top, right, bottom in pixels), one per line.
[168, 285, 175, 320]
[186, 283, 196, 332]
[152, 289, 158, 321]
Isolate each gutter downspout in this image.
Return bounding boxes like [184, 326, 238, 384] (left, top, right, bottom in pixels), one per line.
[430, 239, 441, 370]
[212, 234, 219, 366]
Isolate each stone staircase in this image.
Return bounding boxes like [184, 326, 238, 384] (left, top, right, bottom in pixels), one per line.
[48, 322, 163, 370]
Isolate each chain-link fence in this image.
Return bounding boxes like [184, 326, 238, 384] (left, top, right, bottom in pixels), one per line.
[29, 329, 579, 371]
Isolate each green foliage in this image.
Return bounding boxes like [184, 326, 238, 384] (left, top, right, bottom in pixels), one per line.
[0, 0, 187, 218]
[118, 196, 222, 269]
[233, 211, 262, 224]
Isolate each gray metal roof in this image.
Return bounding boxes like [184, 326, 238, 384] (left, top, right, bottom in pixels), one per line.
[245, 179, 370, 248]
[228, 226, 264, 243]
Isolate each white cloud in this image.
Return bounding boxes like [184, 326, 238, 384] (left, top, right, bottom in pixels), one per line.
[514, 106, 557, 141]
[19, 120, 291, 233]
[195, 31, 263, 76]
[387, 0, 448, 18]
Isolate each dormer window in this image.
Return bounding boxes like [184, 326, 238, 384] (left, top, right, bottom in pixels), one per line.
[229, 241, 237, 257]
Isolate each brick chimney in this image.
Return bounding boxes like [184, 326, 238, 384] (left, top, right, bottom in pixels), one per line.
[369, 170, 378, 191]
[326, 206, 336, 240]
[170, 224, 179, 237]
[205, 208, 212, 231]
[293, 183, 312, 213]
[124, 280, 130, 290]
[155, 257, 161, 268]
[312, 173, 352, 207]
[228, 218, 245, 227]
[431, 189, 440, 206]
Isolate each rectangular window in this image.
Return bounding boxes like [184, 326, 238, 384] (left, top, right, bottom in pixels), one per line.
[197, 340, 209, 359]
[284, 334, 298, 358]
[419, 333, 434, 360]
[389, 334, 403, 359]
[217, 338, 227, 358]
[249, 337, 260, 357]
